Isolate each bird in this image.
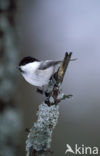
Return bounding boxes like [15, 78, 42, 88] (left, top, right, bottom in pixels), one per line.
[19, 56, 61, 88]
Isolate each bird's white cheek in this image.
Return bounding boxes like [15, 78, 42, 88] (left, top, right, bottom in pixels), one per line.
[20, 65, 25, 71]
[22, 73, 30, 83]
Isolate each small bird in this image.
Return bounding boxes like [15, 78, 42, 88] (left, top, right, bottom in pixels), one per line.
[19, 56, 61, 87]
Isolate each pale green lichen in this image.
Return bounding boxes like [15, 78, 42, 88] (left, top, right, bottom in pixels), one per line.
[26, 103, 59, 152]
[49, 96, 55, 103]
[57, 93, 65, 100]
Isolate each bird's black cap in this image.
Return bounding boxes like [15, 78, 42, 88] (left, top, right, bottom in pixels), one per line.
[19, 56, 39, 66]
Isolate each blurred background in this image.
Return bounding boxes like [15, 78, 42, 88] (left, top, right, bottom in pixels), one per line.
[0, 0, 100, 155]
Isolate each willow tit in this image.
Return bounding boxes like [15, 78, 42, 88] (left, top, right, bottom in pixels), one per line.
[19, 56, 61, 87]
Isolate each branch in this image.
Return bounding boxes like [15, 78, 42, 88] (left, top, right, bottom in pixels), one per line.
[26, 52, 72, 156]
[56, 52, 72, 83]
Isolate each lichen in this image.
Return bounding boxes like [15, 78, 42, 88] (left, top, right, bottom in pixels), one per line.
[57, 93, 64, 100]
[26, 103, 59, 152]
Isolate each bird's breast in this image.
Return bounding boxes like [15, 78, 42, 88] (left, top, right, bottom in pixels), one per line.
[22, 67, 53, 87]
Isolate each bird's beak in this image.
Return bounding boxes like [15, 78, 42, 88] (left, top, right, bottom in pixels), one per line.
[18, 66, 22, 72]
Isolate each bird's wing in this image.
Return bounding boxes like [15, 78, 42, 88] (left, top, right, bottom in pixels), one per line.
[39, 60, 61, 70]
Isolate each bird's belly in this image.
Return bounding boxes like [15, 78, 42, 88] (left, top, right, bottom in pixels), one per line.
[22, 67, 54, 87]
[23, 73, 50, 87]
